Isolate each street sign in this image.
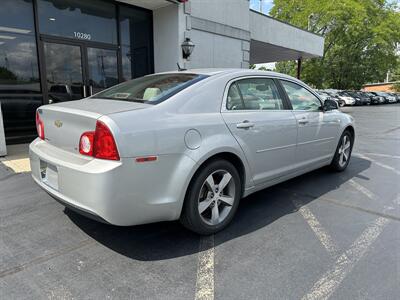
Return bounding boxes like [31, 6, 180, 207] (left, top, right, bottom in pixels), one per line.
[0, 103, 7, 157]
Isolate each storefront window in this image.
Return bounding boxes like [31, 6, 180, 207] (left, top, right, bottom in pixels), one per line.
[0, 0, 40, 94]
[119, 6, 153, 80]
[37, 0, 118, 44]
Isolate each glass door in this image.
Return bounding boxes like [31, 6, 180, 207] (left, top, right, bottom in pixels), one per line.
[42, 39, 119, 103]
[43, 42, 85, 103]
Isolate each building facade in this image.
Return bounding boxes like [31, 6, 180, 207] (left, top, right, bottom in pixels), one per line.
[0, 0, 324, 144]
[363, 82, 399, 92]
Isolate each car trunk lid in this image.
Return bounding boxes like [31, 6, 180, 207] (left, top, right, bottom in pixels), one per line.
[39, 99, 149, 154]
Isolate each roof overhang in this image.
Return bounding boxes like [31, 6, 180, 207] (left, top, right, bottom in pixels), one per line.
[116, 0, 175, 10]
[249, 10, 325, 63]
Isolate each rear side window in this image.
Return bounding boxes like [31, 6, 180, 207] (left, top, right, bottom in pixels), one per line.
[280, 80, 321, 111]
[227, 78, 285, 110]
[93, 73, 208, 104]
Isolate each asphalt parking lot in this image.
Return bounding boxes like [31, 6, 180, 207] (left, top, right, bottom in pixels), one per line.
[1, 104, 399, 300]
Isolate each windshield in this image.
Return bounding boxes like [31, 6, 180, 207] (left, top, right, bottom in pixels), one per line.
[93, 73, 208, 104]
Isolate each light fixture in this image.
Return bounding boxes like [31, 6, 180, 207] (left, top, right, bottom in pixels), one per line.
[49, 17, 56, 21]
[181, 38, 195, 59]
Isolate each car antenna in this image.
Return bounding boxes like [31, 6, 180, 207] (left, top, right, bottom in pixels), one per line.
[177, 62, 187, 71]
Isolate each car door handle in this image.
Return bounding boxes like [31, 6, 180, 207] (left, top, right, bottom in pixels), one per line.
[298, 119, 309, 125]
[236, 121, 255, 129]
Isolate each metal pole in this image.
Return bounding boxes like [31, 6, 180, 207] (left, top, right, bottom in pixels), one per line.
[297, 58, 302, 80]
[0, 103, 7, 157]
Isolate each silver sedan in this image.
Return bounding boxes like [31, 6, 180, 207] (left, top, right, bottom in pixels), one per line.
[29, 69, 355, 234]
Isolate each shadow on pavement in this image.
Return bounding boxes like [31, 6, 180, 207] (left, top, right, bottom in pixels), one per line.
[67, 156, 371, 261]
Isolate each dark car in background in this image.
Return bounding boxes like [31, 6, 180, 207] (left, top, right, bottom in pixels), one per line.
[368, 92, 386, 104]
[375, 92, 397, 103]
[354, 91, 371, 105]
[346, 91, 371, 105]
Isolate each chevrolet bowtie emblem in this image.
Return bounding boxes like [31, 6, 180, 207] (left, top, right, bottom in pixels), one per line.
[54, 120, 63, 128]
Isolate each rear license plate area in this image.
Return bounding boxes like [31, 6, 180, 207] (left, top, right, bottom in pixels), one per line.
[40, 160, 59, 190]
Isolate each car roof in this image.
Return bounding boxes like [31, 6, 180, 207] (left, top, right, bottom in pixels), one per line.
[156, 68, 300, 82]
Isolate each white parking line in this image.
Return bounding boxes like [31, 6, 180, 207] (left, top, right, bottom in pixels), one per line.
[360, 152, 400, 159]
[292, 198, 340, 259]
[302, 217, 390, 300]
[348, 179, 377, 200]
[356, 154, 400, 176]
[195, 235, 215, 300]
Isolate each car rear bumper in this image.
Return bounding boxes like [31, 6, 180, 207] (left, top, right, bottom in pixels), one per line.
[29, 139, 195, 226]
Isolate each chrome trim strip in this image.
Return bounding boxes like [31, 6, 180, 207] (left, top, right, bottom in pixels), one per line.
[297, 137, 335, 146]
[256, 143, 297, 153]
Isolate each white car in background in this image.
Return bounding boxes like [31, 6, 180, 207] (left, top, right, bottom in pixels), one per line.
[337, 91, 356, 106]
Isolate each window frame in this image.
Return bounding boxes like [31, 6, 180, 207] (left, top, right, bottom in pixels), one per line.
[221, 76, 292, 113]
[277, 79, 324, 112]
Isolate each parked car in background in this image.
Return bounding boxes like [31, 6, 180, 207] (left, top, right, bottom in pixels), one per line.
[368, 92, 386, 104]
[316, 90, 343, 107]
[344, 91, 362, 106]
[388, 92, 400, 103]
[348, 91, 371, 105]
[374, 92, 397, 104]
[29, 69, 355, 234]
[336, 91, 356, 106]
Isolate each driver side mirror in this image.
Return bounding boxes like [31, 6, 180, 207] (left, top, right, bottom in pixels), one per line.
[323, 98, 339, 111]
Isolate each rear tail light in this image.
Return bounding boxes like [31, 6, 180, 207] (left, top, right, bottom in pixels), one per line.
[79, 121, 120, 161]
[79, 132, 94, 156]
[36, 111, 45, 140]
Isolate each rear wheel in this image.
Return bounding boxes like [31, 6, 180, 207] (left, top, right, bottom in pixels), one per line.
[180, 159, 241, 235]
[330, 131, 353, 171]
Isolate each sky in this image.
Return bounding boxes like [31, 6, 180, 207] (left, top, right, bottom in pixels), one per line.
[249, 0, 274, 15]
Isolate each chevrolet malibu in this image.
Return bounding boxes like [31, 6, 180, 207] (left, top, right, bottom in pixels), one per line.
[30, 69, 355, 234]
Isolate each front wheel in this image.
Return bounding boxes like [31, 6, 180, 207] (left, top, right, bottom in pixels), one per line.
[180, 159, 241, 235]
[330, 131, 353, 171]
[339, 100, 345, 107]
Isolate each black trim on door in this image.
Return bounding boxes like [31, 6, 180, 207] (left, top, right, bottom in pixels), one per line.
[274, 79, 293, 110]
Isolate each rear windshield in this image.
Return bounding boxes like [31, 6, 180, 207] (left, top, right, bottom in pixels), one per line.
[93, 73, 208, 104]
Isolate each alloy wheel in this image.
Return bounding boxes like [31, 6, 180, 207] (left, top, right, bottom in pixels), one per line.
[198, 170, 236, 226]
[338, 135, 351, 167]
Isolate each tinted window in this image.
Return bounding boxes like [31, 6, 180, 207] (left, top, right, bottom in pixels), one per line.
[0, 0, 40, 94]
[281, 81, 321, 111]
[227, 78, 285, 110]
[94, 74, 207, 104]
[119, 7, 153, 80]
[37, 0, 117, 44]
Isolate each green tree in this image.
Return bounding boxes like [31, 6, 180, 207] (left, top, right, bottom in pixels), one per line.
[392, 58, 400, 91]
[0, 66, 17, 81]
[270, 0, 400, 89]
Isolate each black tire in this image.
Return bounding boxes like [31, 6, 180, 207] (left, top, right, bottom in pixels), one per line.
[180, 159, 241, 235]
[330, 130, 353, 172]
[339, 100, 345, 107]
